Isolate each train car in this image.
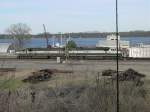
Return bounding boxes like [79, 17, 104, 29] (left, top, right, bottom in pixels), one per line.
[16, 47, 123, 60]
[129, 45, 150, 59]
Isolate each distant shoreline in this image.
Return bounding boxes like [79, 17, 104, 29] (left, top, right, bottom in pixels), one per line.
[1, 31, 150, 39]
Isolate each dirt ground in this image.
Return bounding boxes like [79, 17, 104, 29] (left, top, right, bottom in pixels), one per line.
[0, 59, 150, 78]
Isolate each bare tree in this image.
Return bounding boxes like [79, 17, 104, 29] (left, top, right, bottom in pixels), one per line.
[6, 23, 31, 50]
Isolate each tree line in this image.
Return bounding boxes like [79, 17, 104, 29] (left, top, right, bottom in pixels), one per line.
[1, 31, 150, 39]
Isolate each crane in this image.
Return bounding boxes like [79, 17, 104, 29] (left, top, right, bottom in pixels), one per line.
[43, 24, 51, 48]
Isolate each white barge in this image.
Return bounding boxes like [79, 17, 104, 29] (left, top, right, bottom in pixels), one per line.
[96, 34, 130, 50]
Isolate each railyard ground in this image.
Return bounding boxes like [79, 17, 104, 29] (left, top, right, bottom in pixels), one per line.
[0, 59, 150, 77]
[1, 59, 150, 88]
[0, 59, 150, 112]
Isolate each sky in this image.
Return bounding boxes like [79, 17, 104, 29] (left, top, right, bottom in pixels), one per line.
[0, 0, 150, 34]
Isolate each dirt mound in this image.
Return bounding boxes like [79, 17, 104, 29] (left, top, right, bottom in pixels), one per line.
[119, 69, 146, 81]
[23, 69, 73, 83]
[102, 68, 146, 82]
[23, 69, 53, 83]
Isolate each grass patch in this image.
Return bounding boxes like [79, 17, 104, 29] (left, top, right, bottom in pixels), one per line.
[0, 79, 23, 91]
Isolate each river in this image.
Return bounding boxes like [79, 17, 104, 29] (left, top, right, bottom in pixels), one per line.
[0, 37, 150, 48]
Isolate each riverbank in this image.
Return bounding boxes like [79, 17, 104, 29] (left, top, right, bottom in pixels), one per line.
[1, 31, 150, 39]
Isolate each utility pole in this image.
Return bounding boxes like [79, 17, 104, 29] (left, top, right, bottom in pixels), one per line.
[116, 0, 119, 112]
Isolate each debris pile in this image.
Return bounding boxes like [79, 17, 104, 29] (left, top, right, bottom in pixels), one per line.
[23, 69, 53, 83]
[102, 68, 146, 81]
[23, 69, 73, 83]
[119, 69, 146, 81]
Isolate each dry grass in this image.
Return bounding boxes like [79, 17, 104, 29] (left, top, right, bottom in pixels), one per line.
[0, 60, 150, 112]
[0, 70, 150, 112]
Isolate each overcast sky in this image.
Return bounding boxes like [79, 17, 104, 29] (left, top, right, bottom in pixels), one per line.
[0, 0, 150, 34]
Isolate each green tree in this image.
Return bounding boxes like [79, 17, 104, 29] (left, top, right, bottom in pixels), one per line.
[66, 40, 77, 50]
[6, 23, 31, 49]
[65, 40, 77, 61]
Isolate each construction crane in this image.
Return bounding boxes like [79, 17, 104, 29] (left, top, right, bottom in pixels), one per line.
[43, 24, 51, 48]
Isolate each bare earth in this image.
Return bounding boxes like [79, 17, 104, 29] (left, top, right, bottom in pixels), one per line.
[0, 59, 150, 79]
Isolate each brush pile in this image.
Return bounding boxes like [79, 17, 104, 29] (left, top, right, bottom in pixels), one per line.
[118, 69, 145, 81]
[23, 69, 53, 83]
[102, 68, 146, 81]
[23, 69, 73, 83]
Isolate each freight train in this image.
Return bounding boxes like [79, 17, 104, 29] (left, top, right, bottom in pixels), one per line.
[16, 47, 123, 60]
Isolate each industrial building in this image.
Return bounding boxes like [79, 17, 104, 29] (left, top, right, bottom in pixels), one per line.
[0, 43, 15, 54]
